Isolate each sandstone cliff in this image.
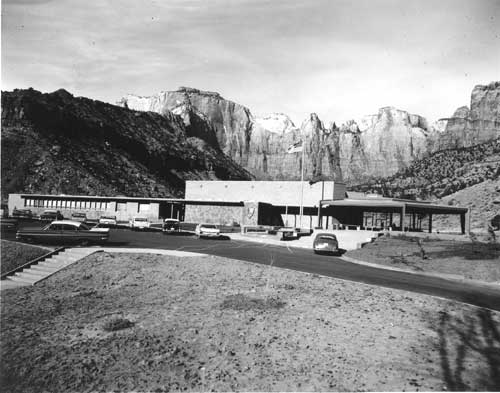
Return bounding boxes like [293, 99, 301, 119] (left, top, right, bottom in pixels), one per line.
[1, 88, 252, 200]
[429, 82, 500, 151]
[119, 87, 253, 166]
[339, 107, 430, 181]
[120, 89, 432, 183]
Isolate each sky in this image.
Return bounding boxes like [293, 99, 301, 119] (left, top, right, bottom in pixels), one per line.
[2, 0, 500, 125]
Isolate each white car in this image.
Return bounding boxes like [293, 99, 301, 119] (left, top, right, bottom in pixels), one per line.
[98, 215, 117, 227]
[195, 223, 220, 238]
[130, 217, 150, 230]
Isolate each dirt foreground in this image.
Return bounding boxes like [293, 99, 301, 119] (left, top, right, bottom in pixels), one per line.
[1, 252, 500, 392]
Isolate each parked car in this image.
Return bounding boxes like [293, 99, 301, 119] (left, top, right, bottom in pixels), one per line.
[313, 233, 339, 255]
[40, 210, 64, 221]
[130, 217, 150, 231]
[278, 227, 298, 240]
[16, 220, 109, 245]
[71, 212, 87, 222]
[0, 218, 18, 233]
[98, 215, 117, 227]
[12, 208, 34, 219]
[163, 218, 180, 234]
[195, 223, 220, 238]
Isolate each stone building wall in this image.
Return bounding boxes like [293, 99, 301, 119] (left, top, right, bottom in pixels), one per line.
[184, 204, 245, 226]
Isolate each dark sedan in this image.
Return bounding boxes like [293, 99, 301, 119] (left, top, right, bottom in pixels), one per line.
[12, 208, 34, 219]
[40, 210, 64, 221]
[16, 220, 109, 245]
[163, 218, 180, 234]
[313, 233, 339, 255]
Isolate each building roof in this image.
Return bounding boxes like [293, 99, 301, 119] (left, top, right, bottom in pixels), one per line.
[15, 193, 244, 206]
[321, 198, 468, 214]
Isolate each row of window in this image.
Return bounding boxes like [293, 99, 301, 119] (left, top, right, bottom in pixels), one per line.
[23, 198, 153, 213]
[24, 199, 112, 210]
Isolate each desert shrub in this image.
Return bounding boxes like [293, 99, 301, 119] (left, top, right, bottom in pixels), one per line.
[102, 317, 135, 332]
[417, 239, 429, 259]
[220, 293, 286, 311]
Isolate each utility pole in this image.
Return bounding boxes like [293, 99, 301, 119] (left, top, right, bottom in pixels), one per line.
[299, 139, 305, 229]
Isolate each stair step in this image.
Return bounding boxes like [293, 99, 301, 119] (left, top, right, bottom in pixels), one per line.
[9, 275, 36, 284]
[47, 258, 78, 265]
[29, 265, 58, 273]
[38, 261, 67, 268]
[64, 251, 92, 257]
[16, 271, 48, 280]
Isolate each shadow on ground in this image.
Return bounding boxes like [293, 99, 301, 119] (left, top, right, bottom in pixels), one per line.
[430, 308, 500, 391]
[162, 231, 195, 237]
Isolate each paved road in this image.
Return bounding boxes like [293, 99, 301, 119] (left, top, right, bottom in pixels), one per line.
[4, 225, 500, 311]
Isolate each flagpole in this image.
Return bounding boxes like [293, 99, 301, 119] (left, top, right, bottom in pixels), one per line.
[299, 138, 305, 229]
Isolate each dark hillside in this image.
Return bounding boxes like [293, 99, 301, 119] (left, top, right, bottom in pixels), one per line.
[1, 88, 253, 200]
[351, 138, 500, 200]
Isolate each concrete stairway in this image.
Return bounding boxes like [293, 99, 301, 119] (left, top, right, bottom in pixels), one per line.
[2, 248, 96, 288]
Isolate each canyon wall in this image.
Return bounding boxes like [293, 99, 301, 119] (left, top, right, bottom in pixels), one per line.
[120, 82, 499, 184]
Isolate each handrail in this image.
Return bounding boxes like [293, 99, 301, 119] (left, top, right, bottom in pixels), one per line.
[1, 246, 66, 279]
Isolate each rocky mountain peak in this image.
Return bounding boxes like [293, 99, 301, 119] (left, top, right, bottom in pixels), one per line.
[428, 81, 500, 152]
[253, 113, 297, 135]
[450, 106, 471, 119]
[301, 113, 325, 136]
[176, 86, 222, 99]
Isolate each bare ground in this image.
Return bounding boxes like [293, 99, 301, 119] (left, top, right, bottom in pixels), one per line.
[1, 252, 500, 392]
[347, 235, 500, 283]
[433, 178, 500, 232]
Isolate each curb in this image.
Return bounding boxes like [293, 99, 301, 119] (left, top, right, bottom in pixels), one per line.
[340, 255, 500, 289]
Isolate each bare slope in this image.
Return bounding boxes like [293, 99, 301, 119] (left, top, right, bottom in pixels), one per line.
[1, 88, 252, 201]
[433, 178, 500, 231]
[351, 138, 500, 200]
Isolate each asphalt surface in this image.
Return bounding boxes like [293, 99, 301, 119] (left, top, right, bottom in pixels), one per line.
[3, 223, 500, 311]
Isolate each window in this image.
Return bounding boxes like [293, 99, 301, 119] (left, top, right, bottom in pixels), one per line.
[62, 224, 77, 231]
[49, 224, 62, 230]
[138, 203, 150, 213]
[116, 202, 126, 212]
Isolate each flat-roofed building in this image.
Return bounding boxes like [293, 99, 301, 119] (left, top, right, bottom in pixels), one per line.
[8, 180, 469, 233]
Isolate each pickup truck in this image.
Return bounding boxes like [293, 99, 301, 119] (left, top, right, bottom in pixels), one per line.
[16, 220, 109, 245]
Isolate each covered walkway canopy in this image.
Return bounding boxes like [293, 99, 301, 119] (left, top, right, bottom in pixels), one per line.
[320, 197, 469, 234]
